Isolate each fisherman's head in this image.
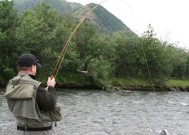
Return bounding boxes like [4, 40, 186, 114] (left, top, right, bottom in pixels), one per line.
[17, 53, 41, 75]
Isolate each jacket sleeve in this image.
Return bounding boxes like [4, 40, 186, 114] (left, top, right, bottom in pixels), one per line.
[36, 84, 57, 111]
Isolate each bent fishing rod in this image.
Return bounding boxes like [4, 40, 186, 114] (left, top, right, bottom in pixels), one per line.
[51, 0, 108, 79]
[51, 0, 154, 90]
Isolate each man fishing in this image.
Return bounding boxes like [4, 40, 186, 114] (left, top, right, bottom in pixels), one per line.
[5, 53, 60, 135]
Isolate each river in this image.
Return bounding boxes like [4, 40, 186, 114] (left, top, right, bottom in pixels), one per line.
[0, 89, 189, 135]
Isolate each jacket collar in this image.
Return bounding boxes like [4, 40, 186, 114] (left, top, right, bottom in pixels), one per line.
[18, 72, 35, 79]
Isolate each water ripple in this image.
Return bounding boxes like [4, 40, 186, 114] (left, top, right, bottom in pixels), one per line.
[0, 90, 189, 135]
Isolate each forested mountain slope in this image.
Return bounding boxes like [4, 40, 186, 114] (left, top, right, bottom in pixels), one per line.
[13, 0, 135, 34]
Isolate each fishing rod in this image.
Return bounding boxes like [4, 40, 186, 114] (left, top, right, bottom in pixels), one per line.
[51, 0, 108, 79]
[51, 0, 154, 91]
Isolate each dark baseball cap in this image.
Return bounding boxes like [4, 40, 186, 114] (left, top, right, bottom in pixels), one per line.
[17, 53, 41, 68]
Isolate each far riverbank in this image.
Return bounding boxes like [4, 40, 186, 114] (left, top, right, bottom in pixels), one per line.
[1, 78, 189, 92]
[54, 78, 189, 91]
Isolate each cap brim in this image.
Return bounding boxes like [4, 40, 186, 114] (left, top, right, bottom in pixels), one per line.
[36, 63, 41, 68]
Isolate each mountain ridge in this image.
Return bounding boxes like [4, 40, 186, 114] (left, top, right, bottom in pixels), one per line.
[13, 0, 135, 34]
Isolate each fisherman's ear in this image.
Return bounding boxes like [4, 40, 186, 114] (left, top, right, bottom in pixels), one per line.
[30, 65, 35, 71]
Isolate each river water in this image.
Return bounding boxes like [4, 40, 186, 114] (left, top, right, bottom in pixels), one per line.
[0, 89, 189, 135]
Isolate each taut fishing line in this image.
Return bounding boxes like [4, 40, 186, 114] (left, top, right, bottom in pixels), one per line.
[119, 0, 154, 90]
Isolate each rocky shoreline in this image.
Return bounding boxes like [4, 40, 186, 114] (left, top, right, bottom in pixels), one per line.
[111, 85, 189, 91]
[55, 83, 189, 92]
[1, 83, 189, 92]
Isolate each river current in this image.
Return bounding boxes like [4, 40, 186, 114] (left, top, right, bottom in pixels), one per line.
[0, 89, 189, 135]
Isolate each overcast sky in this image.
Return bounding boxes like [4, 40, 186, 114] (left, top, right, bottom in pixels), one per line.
[67, 0, 189, 49]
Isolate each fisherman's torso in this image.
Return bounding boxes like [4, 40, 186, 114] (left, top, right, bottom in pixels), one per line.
[5, 72, 53, 127]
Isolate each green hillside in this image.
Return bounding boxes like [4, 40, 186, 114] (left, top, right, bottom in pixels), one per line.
[88, 3, 130, 32]
[13, 0, 134, 33]
[13, 0, 82, 15]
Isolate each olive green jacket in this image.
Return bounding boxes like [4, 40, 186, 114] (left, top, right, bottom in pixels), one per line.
[5, 72, 54, 127]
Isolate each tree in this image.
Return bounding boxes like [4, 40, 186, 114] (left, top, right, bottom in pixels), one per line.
[16, 3, 71, 78]
[170, 47, 187, 79]
[72, 22, 116, 88]
[113, 30, 141, 78]
[0, 0, 18, 84]
[140, 24, 169, 79]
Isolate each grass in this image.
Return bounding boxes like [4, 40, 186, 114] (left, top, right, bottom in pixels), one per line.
[165, 79, 189, 87]
[111, 78, 189, 88]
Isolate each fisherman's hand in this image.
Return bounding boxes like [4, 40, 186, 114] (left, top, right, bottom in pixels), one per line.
[47, 77, 56, 87]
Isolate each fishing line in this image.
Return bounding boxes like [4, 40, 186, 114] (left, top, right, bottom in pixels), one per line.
[118, 0, 155, 90]
[119, 0, 138, 25]
[140, 40, 155, 91]
[51, 0, 108, 79]
[52, 0, 154, 91]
